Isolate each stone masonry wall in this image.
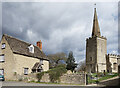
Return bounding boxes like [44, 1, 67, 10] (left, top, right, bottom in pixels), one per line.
[60, 73, 86, 85]
[15, 73, 86, 85]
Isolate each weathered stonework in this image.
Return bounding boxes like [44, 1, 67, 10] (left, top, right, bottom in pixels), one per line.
[0, 35, 49, 81]
[18, 73, 86, 85]
[60, 73, 86, 85]
[86, 36, 107, 73]
[86, 8, 107, 73]
[106, 54, 120, 73]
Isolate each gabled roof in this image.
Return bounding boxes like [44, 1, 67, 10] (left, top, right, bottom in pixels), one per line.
[92, 8, 101, 37]
[2, 34, 49, 60]
[32, 62, 43, 70]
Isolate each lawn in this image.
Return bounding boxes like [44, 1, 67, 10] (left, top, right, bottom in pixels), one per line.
[87, 73, 119, 84]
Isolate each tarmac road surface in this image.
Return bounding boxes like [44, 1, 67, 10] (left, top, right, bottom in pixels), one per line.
[0, 81, 105, 88]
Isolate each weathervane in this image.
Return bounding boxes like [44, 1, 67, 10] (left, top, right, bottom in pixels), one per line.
[94, 3, 96, 8]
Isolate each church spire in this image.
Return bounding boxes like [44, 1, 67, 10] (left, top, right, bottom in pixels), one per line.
[92, 8, 101, 37]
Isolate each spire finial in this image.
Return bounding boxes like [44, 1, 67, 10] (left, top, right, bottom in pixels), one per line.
[94, 3, 96, 10]
[94, 3, 96, 6]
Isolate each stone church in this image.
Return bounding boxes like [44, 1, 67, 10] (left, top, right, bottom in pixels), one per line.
[86, 8, 120, 73]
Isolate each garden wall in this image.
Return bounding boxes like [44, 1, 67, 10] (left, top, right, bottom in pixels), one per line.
[60, 73, 86, 85]
[13, 72, 86, 85]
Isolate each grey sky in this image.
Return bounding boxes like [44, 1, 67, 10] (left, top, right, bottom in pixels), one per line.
[2, 2, 118, 63]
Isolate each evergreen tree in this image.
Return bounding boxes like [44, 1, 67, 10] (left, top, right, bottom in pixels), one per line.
[66, 51, 77, 72]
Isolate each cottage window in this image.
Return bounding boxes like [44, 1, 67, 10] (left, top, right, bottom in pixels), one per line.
[28, 45, 34, 53]
[1, 43, 6, 49]
[0, 54, 5, 62]
[40, 59, 43, 65]
[0, 69, 4, 75]
[24, 68, 28, 75]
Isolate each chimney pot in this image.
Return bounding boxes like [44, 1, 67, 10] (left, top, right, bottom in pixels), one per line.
[36, 40, 42, 51]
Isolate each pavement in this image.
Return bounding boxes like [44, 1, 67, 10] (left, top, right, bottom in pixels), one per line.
[0, 81, 105, 88]
[1, 76, 120, 88]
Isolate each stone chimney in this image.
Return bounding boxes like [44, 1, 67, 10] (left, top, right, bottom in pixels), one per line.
[37, 40, 42, 51]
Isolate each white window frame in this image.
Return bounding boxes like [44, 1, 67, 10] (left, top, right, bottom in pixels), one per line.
[1, 43, 6, 49]
[0, 69, 4, 75]
[40, 59, 43, 65]
[24, 68, 28, 75]
[28, 45, 34, 53]
[0, 54, 5, 62]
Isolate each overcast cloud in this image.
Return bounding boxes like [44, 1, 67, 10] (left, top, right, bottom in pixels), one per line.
[2, 2, 118, 63]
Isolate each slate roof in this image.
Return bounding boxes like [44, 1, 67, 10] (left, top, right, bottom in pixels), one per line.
[3, 34, 49, 60]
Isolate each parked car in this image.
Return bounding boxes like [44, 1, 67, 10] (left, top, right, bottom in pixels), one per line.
[0, 74, 4, 81]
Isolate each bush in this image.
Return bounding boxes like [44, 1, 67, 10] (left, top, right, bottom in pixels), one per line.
[48, 65, 67, 82]
[36, 64, 67, 83]
[18, 78, 23, 81]
[36, 72, 45, 82]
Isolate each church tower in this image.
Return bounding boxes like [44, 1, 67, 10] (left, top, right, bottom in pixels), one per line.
[86, 8, 107, 73]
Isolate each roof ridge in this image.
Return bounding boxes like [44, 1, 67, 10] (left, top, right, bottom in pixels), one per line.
[2, 34, 48, 60]
[3, 34, 33, 46]
[4, 34, 44, 52]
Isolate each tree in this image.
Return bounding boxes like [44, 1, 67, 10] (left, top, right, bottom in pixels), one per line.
[48, 52, 67, 68]
[77, 60, 86, 72]
[66, 51, 77, 72]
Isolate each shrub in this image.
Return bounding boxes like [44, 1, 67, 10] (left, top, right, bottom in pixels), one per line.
[18, 78, 23, 81]
[36, 72, 45, 82]
[36, 65, 67, 83]
[48, 65, 67, 82]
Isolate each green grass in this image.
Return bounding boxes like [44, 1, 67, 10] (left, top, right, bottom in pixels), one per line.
[88, 73, 118, 84]
[98, 73, 118, 81]
[28, 81, 83, 85]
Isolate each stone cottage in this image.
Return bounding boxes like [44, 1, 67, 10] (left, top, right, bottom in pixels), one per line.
[0, 34, 49, 80]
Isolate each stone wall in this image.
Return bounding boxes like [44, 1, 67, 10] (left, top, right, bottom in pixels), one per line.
[12, 73, 38, 82]
[60, 73, 86, 85]
[14, 72, 86, 85]
[40, 73, 50, 82]
[13, 73, 50, 82]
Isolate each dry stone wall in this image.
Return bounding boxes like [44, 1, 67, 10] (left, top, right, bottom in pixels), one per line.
[60, 73, 86, 85]
[13, 73, 86, 85]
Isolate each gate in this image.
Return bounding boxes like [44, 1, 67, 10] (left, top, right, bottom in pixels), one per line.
[118, 65, 120, 76]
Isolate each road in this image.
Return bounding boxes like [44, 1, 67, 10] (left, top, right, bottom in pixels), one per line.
[0, 81, 105, 88]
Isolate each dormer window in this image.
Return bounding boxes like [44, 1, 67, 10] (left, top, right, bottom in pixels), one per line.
[1, 43, 6, 49]
[28, 45, 34, 53]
